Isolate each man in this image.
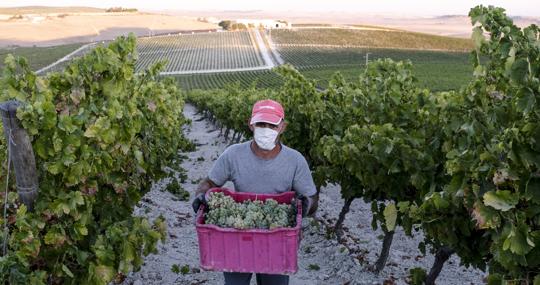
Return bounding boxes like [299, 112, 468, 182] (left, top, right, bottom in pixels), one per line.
[192, 99, 317, 285]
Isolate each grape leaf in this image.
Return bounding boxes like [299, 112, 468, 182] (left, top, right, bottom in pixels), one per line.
[483, 190, 518, 211]
[383, 203, 397, 232]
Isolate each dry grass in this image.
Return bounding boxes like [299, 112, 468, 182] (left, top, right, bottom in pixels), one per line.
[0, 6, 104, 15]
[0, 13, 218, 47]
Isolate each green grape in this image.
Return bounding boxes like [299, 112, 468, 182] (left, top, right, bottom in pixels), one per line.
[205, 192, 295, 229]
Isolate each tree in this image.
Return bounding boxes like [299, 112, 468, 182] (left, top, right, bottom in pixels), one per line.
[218, 20, 232, 31]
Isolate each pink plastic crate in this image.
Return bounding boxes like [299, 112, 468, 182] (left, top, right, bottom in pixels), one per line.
[195, 188, 302, 274]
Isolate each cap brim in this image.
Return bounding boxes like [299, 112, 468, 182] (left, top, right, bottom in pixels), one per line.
[250, 113, 282, 125]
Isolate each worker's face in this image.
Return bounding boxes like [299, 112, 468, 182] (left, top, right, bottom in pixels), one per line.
[248, 120, 287, 137]
[249, 121, 287, 150]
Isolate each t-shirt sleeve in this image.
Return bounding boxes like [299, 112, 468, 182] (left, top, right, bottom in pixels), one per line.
[293, 155, 317, 197]
[208, 148, 232, 186]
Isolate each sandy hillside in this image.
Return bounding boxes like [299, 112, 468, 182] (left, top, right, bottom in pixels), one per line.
[0, 12, 218, 47]
[170, 10, 540, 38]
[0, 6, 104, 14]
[354, 15, 540, 38]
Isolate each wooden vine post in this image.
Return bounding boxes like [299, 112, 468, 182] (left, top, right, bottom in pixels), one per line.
[0, 100, 39, 211]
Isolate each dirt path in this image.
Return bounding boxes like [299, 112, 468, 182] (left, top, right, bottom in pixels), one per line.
[265, 31, 284, 65]
[252, 29, 277, 68]
[121, 104, 485, 285]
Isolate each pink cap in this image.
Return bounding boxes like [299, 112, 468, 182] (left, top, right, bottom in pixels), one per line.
[250, 99, 285, 125]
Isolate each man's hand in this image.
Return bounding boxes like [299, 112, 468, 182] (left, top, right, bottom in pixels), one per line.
[297, 194, 317, 217]
[192, 177, 218, 213]
[191, 192, 207, 213]
[196, 177, 217, 196]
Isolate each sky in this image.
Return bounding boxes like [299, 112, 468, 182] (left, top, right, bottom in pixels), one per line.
[1, 0, 539, 17]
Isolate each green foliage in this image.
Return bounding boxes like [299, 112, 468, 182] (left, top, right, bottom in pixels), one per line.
[273, 64, 321, 168]
[278, 47, 473, 91]
[171, 264, 179, 274]
[166, 179, 189, 201]
[409, 267, 427, 285]
[307, 264, 320, 271]
[0, 43, 84, 73]
[383, 203, 397, 232]
[170, 264, 189, 275]
[0, 34, 189, 284]
[318, 59, 441, 234]
[412, 4, 540, 282]
[174, 70, 284, 91]
[187, 86, 269, 140]
[187, 61, 443, 269]
[440, 5, 539, 281]
[217, 21, 248, 31]
[180, 264, 190, 275]
[187, 5, 540, 281]
[205, 192, 294, 230]
[218, 20, 232, 30]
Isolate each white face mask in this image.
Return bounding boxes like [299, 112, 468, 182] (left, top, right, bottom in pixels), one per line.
[253, 127, 279, 150]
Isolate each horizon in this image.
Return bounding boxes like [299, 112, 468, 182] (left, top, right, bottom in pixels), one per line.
[1, 1, 539, 17]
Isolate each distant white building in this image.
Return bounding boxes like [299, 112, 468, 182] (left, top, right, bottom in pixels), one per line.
[30, 16, 46, 24]
[236, 19, 291, 29]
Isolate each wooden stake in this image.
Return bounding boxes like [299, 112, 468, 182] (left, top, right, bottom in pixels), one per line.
[0, 100, 39, 211]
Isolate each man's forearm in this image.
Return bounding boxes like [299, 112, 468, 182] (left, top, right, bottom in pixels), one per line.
[196, 178, 217, 196]
[307, 194, 319, 216]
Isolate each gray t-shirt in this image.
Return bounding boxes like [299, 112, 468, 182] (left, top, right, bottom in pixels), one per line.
[208, 141, 317, 197]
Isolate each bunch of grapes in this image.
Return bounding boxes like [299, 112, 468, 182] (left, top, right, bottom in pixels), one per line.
[205, 192, 295, 229]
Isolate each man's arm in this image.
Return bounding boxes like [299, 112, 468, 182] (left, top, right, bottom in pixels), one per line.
[192, 146, 231, 213]
[196, 177, 218, 196]
[191, 177, 218, 213]
[307, 193, 319, 216]
[293, 155, 318, 216]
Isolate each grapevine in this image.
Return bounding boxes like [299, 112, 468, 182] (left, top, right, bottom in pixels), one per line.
[185, 4, 540, 283]
[0, 34, 191, 284]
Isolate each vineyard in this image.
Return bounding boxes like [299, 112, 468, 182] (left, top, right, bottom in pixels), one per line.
[174, 70, 284, 90]
[0, 35, 193, 284]
[186, 6, 540, 284]
[269, 28, 473, 51]
[171, 46, 473, 91]
[277, 46, 472, 90]
[36, 43, 99, 74]
[0, 5, 538, 285]
[0, 43, 84, 72]
[136, 31, 265, 73]
[1, 28, 477, 92]
[21, 31, 268, 76]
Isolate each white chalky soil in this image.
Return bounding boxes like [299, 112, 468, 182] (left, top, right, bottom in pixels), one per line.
[122, 104, 485, 285]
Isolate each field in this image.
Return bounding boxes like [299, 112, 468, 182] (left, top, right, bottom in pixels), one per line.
[270, 28, 473, 51]
[172, 46, 472, 91]
[16, 31, 268, 75]
[174, 70, 283, 90]
[164, 29, 474, 91]
[0, 43, 84, 71]
[278, 46, 472, 91]
[0, 6, 105, 14]
[0, 28, 474, 92]
[136, 31, 264, 73]
[0, 11, 217, 47]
